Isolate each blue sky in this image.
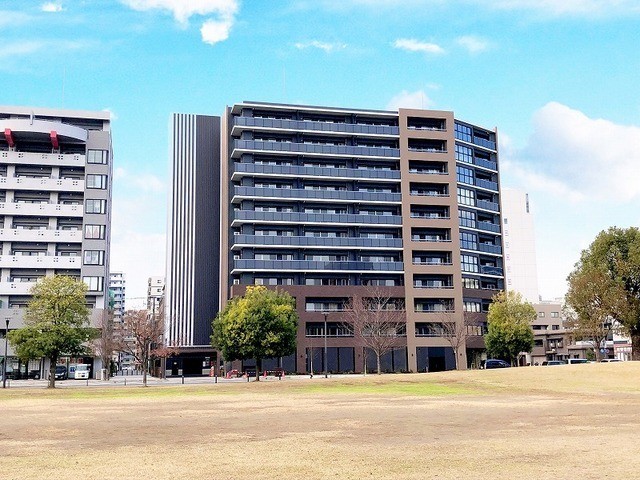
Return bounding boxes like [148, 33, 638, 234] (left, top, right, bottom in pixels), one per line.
[1, 0, 640, 304]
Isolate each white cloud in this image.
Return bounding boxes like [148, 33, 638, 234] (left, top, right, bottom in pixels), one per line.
[41, 2, 63, 12]
[456, 35, 490, 53]
[517, 102, 640, 202]
[0, 39, 88, 61]
[294, 40, 347, 53]
[200, 18, 233, 44]
[121, 0, 238, 44]
[386, 89, 434, 111]
[114, 167, 166, 193]
[393, 38, 445, 55]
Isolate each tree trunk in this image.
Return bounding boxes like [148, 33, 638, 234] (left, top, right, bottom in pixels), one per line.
[453, 348, 459, 370]
[631, 329, 640, 361]
[376, 352, 381, 375]
[255, 358, 262, 382]
[142, 355, 148, 387]
[48, 355, 57, 389]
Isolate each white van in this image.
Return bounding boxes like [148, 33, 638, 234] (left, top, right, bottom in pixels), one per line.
[74, 364, 91, 379]
[567, 358, 589, 364]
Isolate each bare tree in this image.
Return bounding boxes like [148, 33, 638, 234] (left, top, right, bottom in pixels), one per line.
[440, 312, 478, 370]
[122, 309, 176, 386]
[344, 289, 406, 375]
[91, 309, 123, 380]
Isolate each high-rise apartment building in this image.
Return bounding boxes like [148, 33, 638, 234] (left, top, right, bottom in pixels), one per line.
[502, 188, 539, 303]
[147, 276, 164, 314]
[0, 106, 112, 377]
[109, 271, 126, 320]
[167, 101, 503, 374]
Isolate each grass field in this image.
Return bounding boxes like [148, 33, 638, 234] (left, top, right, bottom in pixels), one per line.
[1, 362, 639, 479]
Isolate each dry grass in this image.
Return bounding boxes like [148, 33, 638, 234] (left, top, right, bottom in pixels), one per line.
[1, 363, 640, 479]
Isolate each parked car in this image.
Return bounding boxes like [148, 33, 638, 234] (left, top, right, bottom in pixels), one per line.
[54, 365, 68, 380]
[567, 358, 589, 364]
[543, 360, 566, 366]
[484, 359, 511, 369]
[27, 370, 41, 380]
[601, 358, 621, 363]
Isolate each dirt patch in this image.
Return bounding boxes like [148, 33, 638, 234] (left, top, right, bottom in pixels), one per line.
[1, 363, 640, 479]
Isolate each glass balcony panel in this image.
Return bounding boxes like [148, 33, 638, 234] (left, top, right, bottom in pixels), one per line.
[232, 186, 401, 203]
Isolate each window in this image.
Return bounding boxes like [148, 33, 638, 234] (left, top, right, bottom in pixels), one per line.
[84, 224, 106, 239]
[538, 312, 545, 317]
[83, 250, 104, 265]
[87, 150, 108, 164]
[456, 165, 474, 185]
[305, 278, 348, 286]
[459, 210, 476, 228]
[254, 277, 293, 286]
[457, 187, 475, 206]
[461, 255, 478, 273]
[455, 123, 472, 142]
[85, 199, 106, 214]
[254, 253, 293, 261]
[86, 174, 108, 189]
[462, 277, 479, 289]
[551, 312, 559, 318]
[464, 301, 481, 312]
[83, 276, 104, 292]
[460, 232, 478, 250]
[455, 144, 473, 164]
[552, 325, 560, 330]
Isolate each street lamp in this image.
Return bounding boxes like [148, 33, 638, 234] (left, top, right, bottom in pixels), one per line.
[3, 318, 9, 388]
[323, 312, 328, 379]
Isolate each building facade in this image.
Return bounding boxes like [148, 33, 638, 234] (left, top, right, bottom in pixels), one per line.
[217, 101, 504, 373]
[502, 188, 539, 303]
[0, 105, 112, 378]
[165, 114, 221, 375]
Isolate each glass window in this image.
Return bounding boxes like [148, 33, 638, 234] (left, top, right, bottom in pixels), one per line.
[462, 277, 479, 289]
[460, 232, 478, 250]
[85, 199, 106, 214]
[459, 209, 476, 228]
[84, 224, 106, 239]
[461, 254, 478, 273]
[538, 312, 545, 317]
[87, 150, 108, 164]
[464, 301, 481, 312]
[456, 165, 474, 185]
[455, 123, 472, 142]
[83, 276, 104, 292]
[457, 187, 475, 206]
[455, 144, 473, 164]
[83, 250, 104, 265]
[86, 174, 108, 189]
[551, 312, 559, 318]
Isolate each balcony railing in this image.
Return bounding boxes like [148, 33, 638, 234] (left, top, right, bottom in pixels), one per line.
[475, 178, 498, 191]
[476, 199, 499, 212]
[480, 265, 503, 276]
[233, 210, 402, 226]
[231, 234, 403, 249]
[475, 158, 497, 171]
[232, 140, 400, 159]
[232, 186, 402, 204]
[478, 243, 502, 255]
[233, 163, 401, 181]
[232, 259, 404, 272]
[411, 235, 451, 242]
[233, 116, 400, 136]
[476, 221, 501, 233]
[0, 202, 84, 217]
[0, 151, 85, 167]
[472, 137, 496, 151]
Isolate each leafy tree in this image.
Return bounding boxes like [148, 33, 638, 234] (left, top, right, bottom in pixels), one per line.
[212, 286, 298, 381]
[571, 227, 640, 360]
[484, 291, 535, 366]
[344, 290, 405, 375]
[8, 276, 96, 388]
[565, 266, 627, 361]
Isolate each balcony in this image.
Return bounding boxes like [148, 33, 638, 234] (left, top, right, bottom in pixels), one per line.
[475, 178, 498, 191]
[476, 199, 499, 212]
[472, 137, 496, 151]
[0, 176, 84, 192]
[0, 254, 81, 269]
[231, 234, 403, 250]
[0, 280, 38, 295]
[232, 210, 402, 226]
[475, 157, 497, 171]
[478, 243, 502, 255]
[232, 186, 401, 204]
[232, 116, 399, 137]
[0, 151, 85, 167]
[232, 163, 400, 182]
[232, 259, 404, 273]
[0, 228, 82, 243]
[0, 202, 84, 217]
[232, 139, 400, 159]
[413, 282, 454, 289]
[476, 221, 501, 234]
[480, 265, 503, 276]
